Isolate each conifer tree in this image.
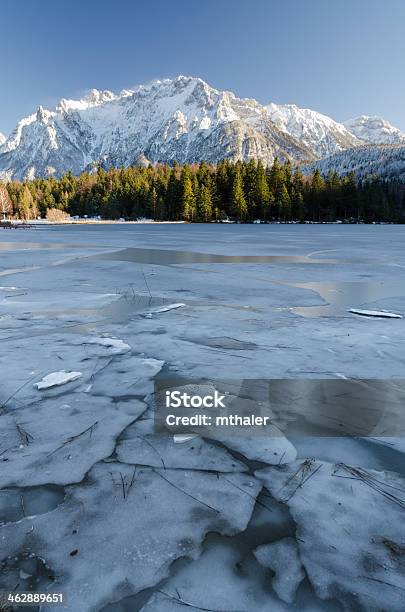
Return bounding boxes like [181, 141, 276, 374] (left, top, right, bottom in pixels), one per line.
[311, 169, 325, 221]
[197, 183, 213, 222]
[231, 164, 247, 220]
[255, 160, 271, 219]
[292, 169, 304, 220]
[279, 184, 291, 221]
[1, 158, 399, 223]
[165, 169, 181, 220]
[283, 159, 292, 196]
[181, 165, 196, 221]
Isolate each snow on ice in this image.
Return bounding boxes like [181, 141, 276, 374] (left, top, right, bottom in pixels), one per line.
[34, 371, 82, 389]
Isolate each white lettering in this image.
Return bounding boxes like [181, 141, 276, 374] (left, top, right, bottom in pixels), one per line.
[164, 389, 227, 409]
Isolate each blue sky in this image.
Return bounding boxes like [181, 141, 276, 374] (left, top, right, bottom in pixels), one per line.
[1, 0, 404, 134]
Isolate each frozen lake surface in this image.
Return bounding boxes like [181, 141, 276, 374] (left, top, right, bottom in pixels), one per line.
[1, 224, 405, 611]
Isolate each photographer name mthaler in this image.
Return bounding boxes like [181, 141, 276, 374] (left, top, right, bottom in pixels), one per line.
[166, 414, 271, 427]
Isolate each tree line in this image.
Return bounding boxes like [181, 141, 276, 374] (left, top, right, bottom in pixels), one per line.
[1, 159, 404, 223]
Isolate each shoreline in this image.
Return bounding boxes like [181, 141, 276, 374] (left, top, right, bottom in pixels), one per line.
[1, 219, 401, 227]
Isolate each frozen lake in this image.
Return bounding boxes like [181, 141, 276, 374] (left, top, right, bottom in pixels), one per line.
[1, 223, 405, 611]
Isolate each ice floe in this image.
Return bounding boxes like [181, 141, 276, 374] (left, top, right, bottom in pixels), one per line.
[116, 419, 248, 472]
[173, 433, 199, 443]
[0, 464, 261, 611]
[83, 336, 131, 353]
[34, 371, 82, 389]
[139, 539, 290, 612]
[145, 302, 185, 315]
[254, 537, 305, 603]
[218, 434, 297, 466]
[0, 394, 147, 487]
[90, 356, 164, 398]
[256, 459, 405, 611]
[348, 308, 402, 318]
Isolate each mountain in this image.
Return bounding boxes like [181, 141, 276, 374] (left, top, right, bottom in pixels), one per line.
[303, 144, 405, 181]
[343, 116, 405, 145]
[1, 76, 403, 182]
[266, 103, 361, 158]
[0, 132, 6, 146]
[0, 77, 314, 181]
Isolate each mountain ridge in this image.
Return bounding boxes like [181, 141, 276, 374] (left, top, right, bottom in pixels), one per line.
[265, 103, 361, 158]
[0, 76, 314, 180]
[343, 116, 405, 145]
[0, 76, 404, 181]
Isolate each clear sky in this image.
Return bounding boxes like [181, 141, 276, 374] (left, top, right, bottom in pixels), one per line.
[1, 0, 404, 134]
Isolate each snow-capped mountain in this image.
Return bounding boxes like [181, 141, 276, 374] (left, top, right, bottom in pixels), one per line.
[343, 116, 405, 145]
[0, 132, 6, 146]
[266, 103, 361, 158]
[0, 77, 314, 181]
[1, 76, 403, 181]
[303, 144, 405, 181]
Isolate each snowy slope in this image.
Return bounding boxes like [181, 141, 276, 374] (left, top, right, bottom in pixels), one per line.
[1, 76, 403, 181]
[303, 144, 405, 180]
[266, 103, 361, 158]
[0, 77, 313, 181]
[0, 132, 6, 146]
[344, 116, 405, 145]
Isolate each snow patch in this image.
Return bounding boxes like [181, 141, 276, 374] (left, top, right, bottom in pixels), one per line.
[348, 308, 402, 319]
[34, 371, 82, 389]
[344, 115, 405, 145]
[145, 302, 185, 315]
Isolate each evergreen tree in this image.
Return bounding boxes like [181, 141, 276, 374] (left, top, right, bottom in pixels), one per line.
[196, 183, 213, 222]
[279, 184, 291, 221]
[165, 168, 181, 220]
[181, 165, 196, 221]
[1, 158, 399, 224]
[292, 169, 305, 220]
[254, 160, 271, 219]
[231, 164, 247, 219]
[311, 169, 325, 221]
[268, 157, 285, 218]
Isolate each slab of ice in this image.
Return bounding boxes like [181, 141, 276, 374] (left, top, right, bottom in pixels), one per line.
[146, 303, 185, 315]
[0, 464, 261, 612]
[254, 538, 305, 603]
[1, 290, 121, 314]
[116, 421, 248, 472]
[34, 371, 82, 389]
[256, 460, 405, 611]
[0, 394, 147, 487]
[140, 539, 289, 612]
[90, 356, 164, 398]
[0, 333, 114, 407]
[348, 308, 402, 318]
[83, 336, 131, 353]
[218, 434, 297, 465]
[173, 434, 199, 443]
